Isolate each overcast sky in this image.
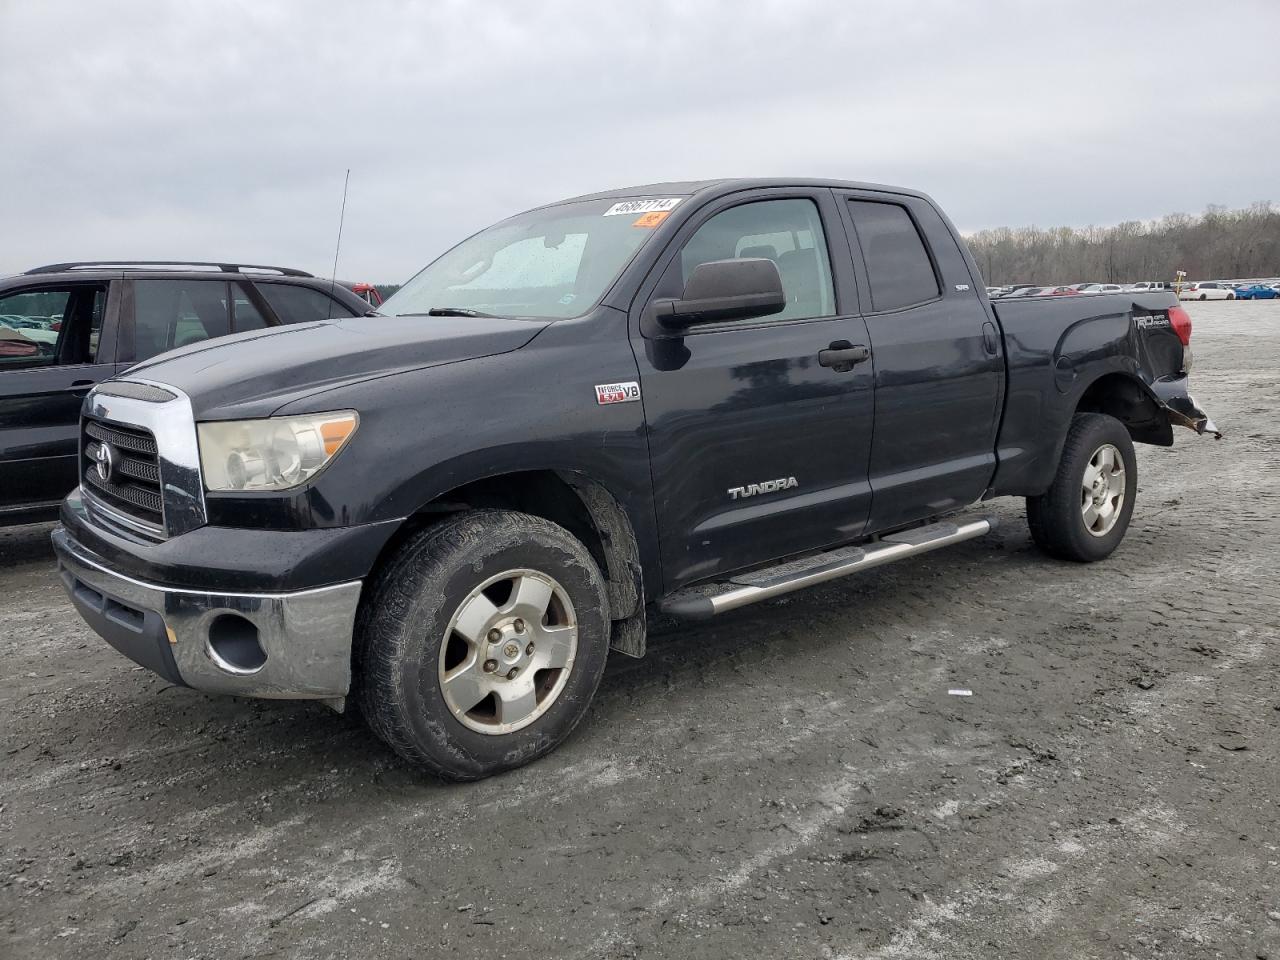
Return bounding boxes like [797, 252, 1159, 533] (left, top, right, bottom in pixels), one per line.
[3, 0, 1278, 282]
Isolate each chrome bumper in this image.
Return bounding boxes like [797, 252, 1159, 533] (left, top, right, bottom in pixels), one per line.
[52, 526, 362, 703]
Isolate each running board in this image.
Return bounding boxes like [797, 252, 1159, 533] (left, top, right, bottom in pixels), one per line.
[659, 516, 997, 620]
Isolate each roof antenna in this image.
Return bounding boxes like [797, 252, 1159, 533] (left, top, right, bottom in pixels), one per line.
[326, 168, 351, 320]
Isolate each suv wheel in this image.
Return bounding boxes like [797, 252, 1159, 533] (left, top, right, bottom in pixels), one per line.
[1026, 413, 1137, 562]
[355, 510, 610, 780]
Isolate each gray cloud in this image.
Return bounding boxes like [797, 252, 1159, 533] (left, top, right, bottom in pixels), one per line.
[3, 0, 1278, 281]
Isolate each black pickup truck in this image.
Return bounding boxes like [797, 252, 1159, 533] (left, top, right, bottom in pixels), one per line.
[51, 179, 1218, 780]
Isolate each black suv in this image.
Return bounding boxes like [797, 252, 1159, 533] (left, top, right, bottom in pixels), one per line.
[0, 262, 372, 525]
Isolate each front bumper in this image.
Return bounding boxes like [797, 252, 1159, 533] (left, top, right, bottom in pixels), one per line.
[52, 525, 362, 702]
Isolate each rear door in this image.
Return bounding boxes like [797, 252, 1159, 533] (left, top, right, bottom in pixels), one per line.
[835, 191, 1004, 532]
[0, 281, 119, 517]
[630, 189, 875, 588]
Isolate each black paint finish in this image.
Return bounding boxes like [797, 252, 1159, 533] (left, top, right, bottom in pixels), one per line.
[51, 178, 1213, 606]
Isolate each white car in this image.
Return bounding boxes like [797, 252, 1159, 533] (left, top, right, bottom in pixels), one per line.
[1128, 281, 1172, 293]
[1078, 283, 1126, 294]
[1178, 281, 1236, 301]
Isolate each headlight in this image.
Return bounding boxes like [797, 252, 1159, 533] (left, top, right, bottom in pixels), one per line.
[197, 411, 358, 492]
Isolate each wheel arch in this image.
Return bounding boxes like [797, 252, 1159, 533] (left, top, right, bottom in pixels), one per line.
[366, 468, 648, 658]
[1073, 371, 1174, 447]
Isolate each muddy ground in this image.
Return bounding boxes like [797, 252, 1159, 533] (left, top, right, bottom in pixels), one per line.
[2, 300, 1278, 959]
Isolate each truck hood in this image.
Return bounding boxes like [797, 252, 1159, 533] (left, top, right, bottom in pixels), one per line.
[119, 315, 549, 419]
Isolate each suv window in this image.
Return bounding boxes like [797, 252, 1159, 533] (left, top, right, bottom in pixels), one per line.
[132, 279, 231, 361]
[846, 200, 940, 312]
[231, 285, 269, 332]
[0, 285, 107, 368]
[256, 283, 357, 325]
[672, 198, 835, 321]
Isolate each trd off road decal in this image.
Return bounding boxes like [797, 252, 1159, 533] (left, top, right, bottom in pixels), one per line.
[595, 381, 641, 405]
[1136, 313, 1170, 330]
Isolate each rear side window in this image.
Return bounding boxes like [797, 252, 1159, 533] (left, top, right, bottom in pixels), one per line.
[256, 283, 356, 325]
[846, 200, 940, 312]
[231, 285, 269, 332]
[132, 279, 231, 361]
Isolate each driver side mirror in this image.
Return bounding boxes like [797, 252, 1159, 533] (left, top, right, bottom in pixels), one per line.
[650, 258, 786, 331]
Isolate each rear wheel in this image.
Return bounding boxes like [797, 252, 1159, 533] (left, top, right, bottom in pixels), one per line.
[1227, 293, 1236, 300]
[354, 509, 610, 780]
[1199, 293, 1207, 300]
[1027, 413, 1137, 562]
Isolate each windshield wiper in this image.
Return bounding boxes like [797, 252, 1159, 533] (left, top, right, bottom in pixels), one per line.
[398, 306, 497, 318]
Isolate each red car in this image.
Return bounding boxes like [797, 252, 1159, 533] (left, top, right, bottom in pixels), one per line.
[342, 281, 383, 307]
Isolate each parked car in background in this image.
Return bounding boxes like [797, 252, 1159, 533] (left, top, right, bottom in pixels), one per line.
[1043, 285, 1082, 296]
[1236, 282, 1280, 300]
[1002, 285, 1046, 298]
[1129, 281, 1172, 293]
[341, 281, 384, 307]
[0, 261, 373, 526]
[1077, 283, 1126, 294]
[1178, 281, 1235, 301]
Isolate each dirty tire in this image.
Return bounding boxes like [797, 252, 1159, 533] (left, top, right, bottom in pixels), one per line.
[354, 510, 610, 781]
[1026, 413, 1137, 563]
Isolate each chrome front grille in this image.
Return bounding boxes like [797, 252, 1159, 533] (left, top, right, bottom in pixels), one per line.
[78, 379, 208, 541]
[82, 419, 165, 533]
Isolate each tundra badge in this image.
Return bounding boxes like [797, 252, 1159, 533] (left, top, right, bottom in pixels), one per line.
[728, 477, 798, 500]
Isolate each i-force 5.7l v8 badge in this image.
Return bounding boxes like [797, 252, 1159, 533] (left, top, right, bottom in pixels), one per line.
[595, 382, 641, 405]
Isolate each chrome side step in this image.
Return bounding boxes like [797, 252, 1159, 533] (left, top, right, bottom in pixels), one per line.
[659, 516, 997, 620]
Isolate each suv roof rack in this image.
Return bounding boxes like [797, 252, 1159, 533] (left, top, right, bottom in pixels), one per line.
[23, 261, 314, 278]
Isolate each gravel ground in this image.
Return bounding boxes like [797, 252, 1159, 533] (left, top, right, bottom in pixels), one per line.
[2, 300, 1278, 960]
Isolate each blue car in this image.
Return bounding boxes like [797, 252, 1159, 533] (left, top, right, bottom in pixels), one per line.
[1237, 283, 1280, 300]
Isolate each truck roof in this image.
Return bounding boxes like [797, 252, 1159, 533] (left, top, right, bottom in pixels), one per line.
[551, 177, 931, 207]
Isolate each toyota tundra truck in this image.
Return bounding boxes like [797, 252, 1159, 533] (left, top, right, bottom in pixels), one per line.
[51, 178, 1218, 780]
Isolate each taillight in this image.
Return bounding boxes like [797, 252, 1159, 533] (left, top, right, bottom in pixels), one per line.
[1169, 305, 1192, 345]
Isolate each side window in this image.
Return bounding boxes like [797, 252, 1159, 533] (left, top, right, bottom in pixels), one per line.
[0, 288, 69, 367]
[132, 279, 231, 362]
[256, 283, 357, 325]
[670, 198, 835, 321]
[230, 284, 269, 332]
[846, 200, 940, 312]
[0, 285, 106, 368]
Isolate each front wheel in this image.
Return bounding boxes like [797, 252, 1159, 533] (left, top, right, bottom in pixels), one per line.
[354, 509, 611, 780]
[1227, 293, 1236, 300]
[1026, 413, 1137, 562]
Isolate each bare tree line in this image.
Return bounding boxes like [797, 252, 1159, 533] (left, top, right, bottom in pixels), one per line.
[966, 203, 1280, 285]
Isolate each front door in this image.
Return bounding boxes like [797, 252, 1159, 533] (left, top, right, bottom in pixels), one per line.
[0, 281, 118, 518]
[836, 192, 1004, 532]
[630, 191, 875, 589]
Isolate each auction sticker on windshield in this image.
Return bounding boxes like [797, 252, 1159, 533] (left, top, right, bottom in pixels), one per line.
[603, 198, 682, 216]
[632, 211, 670, 228]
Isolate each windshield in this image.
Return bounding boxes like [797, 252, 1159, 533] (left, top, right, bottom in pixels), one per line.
[379, 197, 684, 320]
